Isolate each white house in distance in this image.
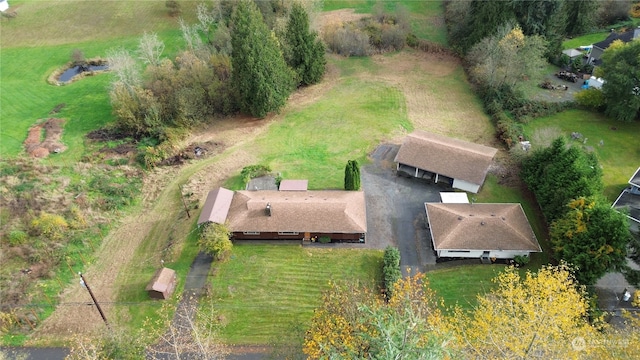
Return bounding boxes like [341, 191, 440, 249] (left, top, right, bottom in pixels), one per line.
[0, 0, 9, 12]
[425, 202, 541, 262]
[394, 130, 498, 194]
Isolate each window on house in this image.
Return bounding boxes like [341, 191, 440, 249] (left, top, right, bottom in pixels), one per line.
[277, 231, 299, 235]
[243, 231, 260, 235]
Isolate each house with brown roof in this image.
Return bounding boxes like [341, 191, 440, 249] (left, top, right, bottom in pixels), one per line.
[394, 130, 498, 194]
[197, 187, 234, 225]
[198, 187, 367, 243]
[612, 167, 640, 233]
[425, 203, 541, 261]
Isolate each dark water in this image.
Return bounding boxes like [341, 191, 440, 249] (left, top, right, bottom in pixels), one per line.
[58, 65, 108, 83]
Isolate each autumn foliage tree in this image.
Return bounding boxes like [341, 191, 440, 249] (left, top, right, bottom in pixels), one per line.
[304, 273, 454, 359]
[197, 222, 232, 260]
[550, 197, 630, 285]
[454, 264, 605, 359]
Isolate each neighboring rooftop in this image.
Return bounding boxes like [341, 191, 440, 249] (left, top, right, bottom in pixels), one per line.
[425, 203, 540, 252]
[279, 179, 308, 191]
[198, 187, 234, 225]
[145, 267, 176, 293]
[227, 190, 367, 234]
[612, 167, 640, 224]
[593, 27, 640, 50]
[394, 130, 498, 185]
[630, 167, 640, 188]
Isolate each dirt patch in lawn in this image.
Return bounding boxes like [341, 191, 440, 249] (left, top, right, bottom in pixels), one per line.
[318, 9, 368, 34]
[24, 118, 66, 158]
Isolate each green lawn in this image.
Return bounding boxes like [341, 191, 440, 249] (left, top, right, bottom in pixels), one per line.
[207, 244, 383, 345]
[427, 265, 505, 310]
[562, 32, 609, 50]
[523, 109, 640, 201]
[246, 76, 411, 190]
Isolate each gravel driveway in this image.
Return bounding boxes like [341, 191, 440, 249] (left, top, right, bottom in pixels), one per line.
[361, 144, 451, 276]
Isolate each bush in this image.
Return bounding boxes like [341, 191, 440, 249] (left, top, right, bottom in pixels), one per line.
[198, 222, 232, 260]
[574, 88, 605, 111]
[8, 231, 27, 246]
[513, 255, 530, 267]
[323, 23, 372, 57]
[382, 246, 401, 299]
[240, 164, 271, 184]
[318, 236, 331, 244]
[30, 213, 68, 241]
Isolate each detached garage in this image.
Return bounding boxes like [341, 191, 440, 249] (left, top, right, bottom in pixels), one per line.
[394, 131, 497, 193]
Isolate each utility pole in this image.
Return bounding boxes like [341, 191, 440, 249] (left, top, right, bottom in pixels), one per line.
[79, 272, 109, 327]
[179, 184, 191, 219]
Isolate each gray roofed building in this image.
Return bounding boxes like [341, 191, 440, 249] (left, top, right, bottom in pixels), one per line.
[612, 167, 640, 232]
[394, 130, 498, 193]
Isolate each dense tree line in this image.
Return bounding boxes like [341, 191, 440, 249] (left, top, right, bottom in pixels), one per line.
[521, 137, 631, 285]
[108, 0, 326, 146]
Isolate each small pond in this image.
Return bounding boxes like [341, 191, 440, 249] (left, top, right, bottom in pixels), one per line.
[58, 64, 109, 83]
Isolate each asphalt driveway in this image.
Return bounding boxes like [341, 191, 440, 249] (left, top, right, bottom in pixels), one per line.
[361, 144, 449, 276]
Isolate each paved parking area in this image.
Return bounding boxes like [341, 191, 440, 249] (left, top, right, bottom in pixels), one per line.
[361, 144, 453, 275]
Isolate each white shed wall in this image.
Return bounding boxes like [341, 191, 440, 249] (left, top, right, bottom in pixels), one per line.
[452, 179, 480, 194]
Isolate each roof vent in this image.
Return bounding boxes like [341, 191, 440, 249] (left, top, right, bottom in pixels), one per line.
[458, 216, 463, 220]
[501, 217, 506, 221]
[481, 221, 486, 225]
[266, 203, 271, 216]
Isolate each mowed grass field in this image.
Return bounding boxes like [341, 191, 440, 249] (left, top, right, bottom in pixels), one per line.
[0, 1, 195, 159]
[523, 109, 640, 200]
[208, 245, 383, 344]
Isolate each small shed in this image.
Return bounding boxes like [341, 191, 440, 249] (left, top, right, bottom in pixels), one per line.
[146, 267, 177, 300]
[562, 48, 583, 59]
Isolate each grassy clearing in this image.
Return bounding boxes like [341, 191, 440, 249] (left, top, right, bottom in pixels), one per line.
[0, 0, 198, 48]
[248, 76, 411, 189]
[562, 32, 609, 50]
[0, 28, 187, 159]
[523, 109, 640, 201]
[428, 265, 505, 310]
[207, 244, 383, 345]
[322, 0, 447, 44]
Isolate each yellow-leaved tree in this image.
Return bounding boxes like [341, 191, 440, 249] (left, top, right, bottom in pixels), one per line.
[304, 273, 455, 360]
[453, 264, 605, 359]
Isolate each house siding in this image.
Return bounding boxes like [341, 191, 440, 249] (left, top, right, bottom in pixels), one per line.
[439, 249, 532, 259]
[231, 231, 364, 242]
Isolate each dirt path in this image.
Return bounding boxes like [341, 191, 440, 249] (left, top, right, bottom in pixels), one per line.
[29, 9, 495, 345]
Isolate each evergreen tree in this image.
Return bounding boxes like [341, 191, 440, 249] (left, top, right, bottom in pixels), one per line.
[550, 197, 630, 285]
[284, 2, 326, 86]
[462, 0, 515, 52]
[564, 0, 598, 36]
[600, 40, 640, 122]
[344, 160, 361, 191]
[231, 0, 294, 118]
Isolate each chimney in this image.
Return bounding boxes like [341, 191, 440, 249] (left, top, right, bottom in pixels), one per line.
[266, 202, 271, 216]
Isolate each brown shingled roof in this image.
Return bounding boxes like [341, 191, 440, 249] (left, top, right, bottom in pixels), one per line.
[425, 203, 540, 251]
[279, 179, 308, 191]
[394, 130, 497, 185]
[227, 190, 367, 233]
[198, 187, 234, 225]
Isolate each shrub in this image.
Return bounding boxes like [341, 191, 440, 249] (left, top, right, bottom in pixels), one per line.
[382, 246, 401, 299]
[323, 23, 372, 57]
[318, 236, 331, 244]
[575, 88, 605, 111]
[380, 25, 406, 51]
[198, 222, 232, 260]
[513, 255, 530, 267]
[30, 213, 68, 241]
[8, 231, 28, 246]
[240, 164, 271, 184]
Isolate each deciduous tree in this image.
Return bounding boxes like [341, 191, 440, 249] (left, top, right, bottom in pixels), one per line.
[454, 264, 605, 358]
[230, 0, 294, 118]
[284, 2, 326, 86]
[550, 197, 630, 285]
[198, 222, 232, 260]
